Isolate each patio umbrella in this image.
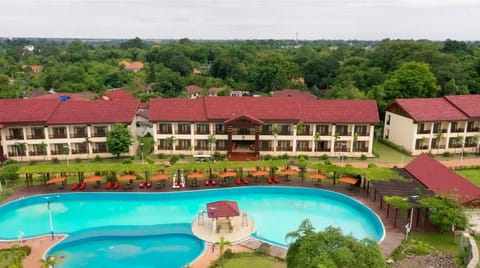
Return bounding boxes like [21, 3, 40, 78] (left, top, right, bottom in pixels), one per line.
[187, 172, 204, 179]
[338, 176, 359, 185]
[310, 173, 327, 185]
[250, 170, 268, 182]
[151, 174, 169, 180]
[83, 176, 102, 183]
[118, 174, 137, 181]
[280, 169, 298, 181]
[219, 171, 237, 178]
[46, 176, 67, 185]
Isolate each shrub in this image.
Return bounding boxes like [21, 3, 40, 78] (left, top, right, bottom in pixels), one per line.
[262, 154, 273, 160]
[298, 154, 309, 160]
[146, 157, 155, 164]
[51, 157, 60, 164]
[360, 154, 367, 160]
[320, 154, 329, 160]
[157, 153, 166, 159]
[169, 155, 180, 165]
[368, 163, 377, 168]
[223, 248, 234, 259]
[74, 158, 82, 163]
[442, 151, 452, 157]
[281, 154, 289, 160]
[122, 159, 132, 164]
[94, 155, 103, 162]
[324, 160, 332, 165]
[28, 160, 37, 165]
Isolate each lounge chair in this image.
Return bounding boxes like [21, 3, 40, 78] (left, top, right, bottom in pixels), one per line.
[204, 179, 210, 186]
[146, 181, 152, 188]
[243, 177, 249, 184]
[112, 181, 120, 190]
[78, 182, 86, 191]
[155, 181, 165, 189]
[211, 178, 217, 186]
[235, 177, 242, 185]
[273, 176, 280, 184]
[267, 177, 273, 184]
[71, 183, 79, 191]
[139, 181, 145, 189]
[105, 181, 112, 190]
[124, 180, 133, 190]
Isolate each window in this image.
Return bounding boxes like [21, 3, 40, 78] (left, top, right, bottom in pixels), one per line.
[316, 125, 329, 135]
[433, 122, 441, 133]
[73, 126, 87, 138]
[297, 125, 310, 136]
[260, 141, 272, 151]
[8, 128, 24, 140]
[196, 123, 209, 134]
[177, 123, 191, 134]
[354, 141, 368, 152]
[51, 127, 66, 139]
[93, 126, 107, 137]
[279, 124, 291, 135]
[196, 140, 208, 150]
[386, 115, 391, 125]
[158, 123, 172, 134]
[93, 142, 107, 153]
[296, 141, 310, 151]
[215, 124, 226, 134]
[278, 141, 291, 151]
[216, 140, 227, 150]
[29, 127, 45, 139]
[177, 139, 191, 150]
[354, 125, 368, 136]
[450, 122, 458, 132]
[261, 124, 272, 135]
[336, 125, 348, 136]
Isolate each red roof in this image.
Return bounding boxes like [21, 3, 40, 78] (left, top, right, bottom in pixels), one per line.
[0, 99, 60, 125]
[390, 98, 468, 122]
[149, 96, 379, 123]
[102, 88, 136, 101]
[186, 85, 203, 94]
[206, 200, 240, 218]
[47, 100, 140, 124]
[404, 153, 480, 204]
[149, 98, 208, 122]
[444, 95, 480, 119]
[272, 89, 316, 100]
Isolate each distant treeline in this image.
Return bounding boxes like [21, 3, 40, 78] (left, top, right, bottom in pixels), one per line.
[1, 37, 479, 109]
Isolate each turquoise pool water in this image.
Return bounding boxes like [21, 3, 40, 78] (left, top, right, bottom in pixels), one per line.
[47, 224, 204, 268]
[0, 187, 384, 244]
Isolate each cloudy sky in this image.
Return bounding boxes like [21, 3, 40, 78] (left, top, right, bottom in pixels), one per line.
[1, 0, 479, 40]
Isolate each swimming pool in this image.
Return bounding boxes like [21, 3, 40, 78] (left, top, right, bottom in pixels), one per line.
[0, 187, 384, 244]
[47, 224, 204, 268]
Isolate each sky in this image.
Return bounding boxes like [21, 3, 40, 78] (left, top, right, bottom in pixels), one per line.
[1, 0, 479, 40]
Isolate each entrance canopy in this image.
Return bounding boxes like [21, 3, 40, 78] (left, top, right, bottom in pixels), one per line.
[206, 201, 240, 218]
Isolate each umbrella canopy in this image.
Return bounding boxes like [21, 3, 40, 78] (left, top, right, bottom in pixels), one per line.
[251, 170, 268, 177]
[46, 176, 67, 184]
[206, 200, 240, 218]
[151, 174, 169, 180]
[339, 176, 359, 185]
[83, 176, 102, 183]
[118, 174, 137, 181]
[310, 173, 327, 179]
[280, 169, 298, 175]
[187, 172, 204, 179]
[219, 171, 237, 178]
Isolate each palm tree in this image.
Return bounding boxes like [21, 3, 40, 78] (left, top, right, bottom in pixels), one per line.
[333, 132, 340, 157]
[215, 236, 232, 268]
[313, 131, 321, 156]
[208, 134, 216, 155]
[295, 121, 304, 135]
[272, 125, 279, 152]
[472, 135, 479, 153]
[353, 132, 359, 154]
[84, 137, 92, 159]
[435, 132, 444, 154]
[452, 135, 463, 153]
[39, 256, 57, 268]
[165, 136, 175, 155]
[38, 142, 48, 161]
[16, 142, 27, 161]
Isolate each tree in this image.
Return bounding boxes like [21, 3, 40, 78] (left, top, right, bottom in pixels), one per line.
[165, 136, 176, 155]
[16, 143, 26, 161]
[472, 135, 479, 153]
[313, 131, 321, 155]
[215, 236, 232, 268]
[435, 132, 444, 154]
[285, 219, 386, 268]
[452, 135, 463, 153]
[303, 54, 340, 90]
[208, 134, 216, 155]
[106, 124, 133, 158]
[418, 196, 467, 231]
[383, 61, 440, 101]
[39, 255, 57, 268]
[38, 142, 48, 161]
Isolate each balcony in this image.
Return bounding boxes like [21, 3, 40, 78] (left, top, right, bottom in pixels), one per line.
[92, 132, 107, 137]
[195, 130, 210, 135]
[158, 145, 172, 150]
[215, 130, 227, 135]
[354, 147, 369, 153]
[337, 132, 352, 136]
[216, 145, 227, 150]
[49, 134, 67, 139]
[316, 147, 331, 152]
[92, 148, 107, 153]
[50, 150, 66, 155]
[467, 127, 480, 132]
[416, 129, 431, 134]
[431, 145, 446, 149]
[297, 147, 312, 152]
[8, 151, 26, 157]
[176, 146, 190, 150]
[334, 147, 350, 152]
[260, 146, 273, 151]
[27, 134, 45, 139]
[260, 130, 273, 135]
[277, 147, 293, 151]
[451, 128, 464, 133]
[278, 131, 292, 136]
[72, 149, 88, 154]
[176, 129, 191, 135]
[71, 133, 87, 138]
[356, 131, 370, 136]
[157, 130, 172, 135]
[29, 151, 46, 156]
[6, 135, 24, 140]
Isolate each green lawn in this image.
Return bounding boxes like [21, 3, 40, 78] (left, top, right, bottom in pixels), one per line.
[223, 255, 286, 268]
[371, 140, 413, 163]
[456, 169, 480, 186]
[410, 232, 459, 255]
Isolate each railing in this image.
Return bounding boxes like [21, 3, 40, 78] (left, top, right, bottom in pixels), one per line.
[316, 147, 331, 152]
[92, 132, 107, 137]
[260, 147, 273, 151]
[260, 131, 273, 135]
[277, 147, 293, 151]
[451, 128, 465, 133]
[176, 129, 191, 135]
[49, 134, 67, 139]
[215, 130, 227, 135]
[29, 151, 46, 156]
[6, 135, 24, 140]
[216, 146, 227, 150]
[176, 146, 190, 150]
[356, 131, 370, 136]
[296, 147, 312, 152]
[8, 152, 26, 156]
[72, 149, 88, 154]
[50, 150, 66, 155]
[157, 145, 172, 150]
[431, 145, 446, 149]
[467, 127, 480, 132]
[195, 130, 210, 135]
[71, 133, 87, 138]
[354, 147, 369, 152]
[334, 147, 350, 152]
[278, 131, 292, 136]
[415, 145, 429, 150]
[232, 130, 253, 135]
[297, 131, 312, 136]
[27, 134, 45, 139]
[337, 132, 352, 136]
[416, 129, 431, 134]
[157, 130, 172, 134]
[92, 149, 107, 153]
